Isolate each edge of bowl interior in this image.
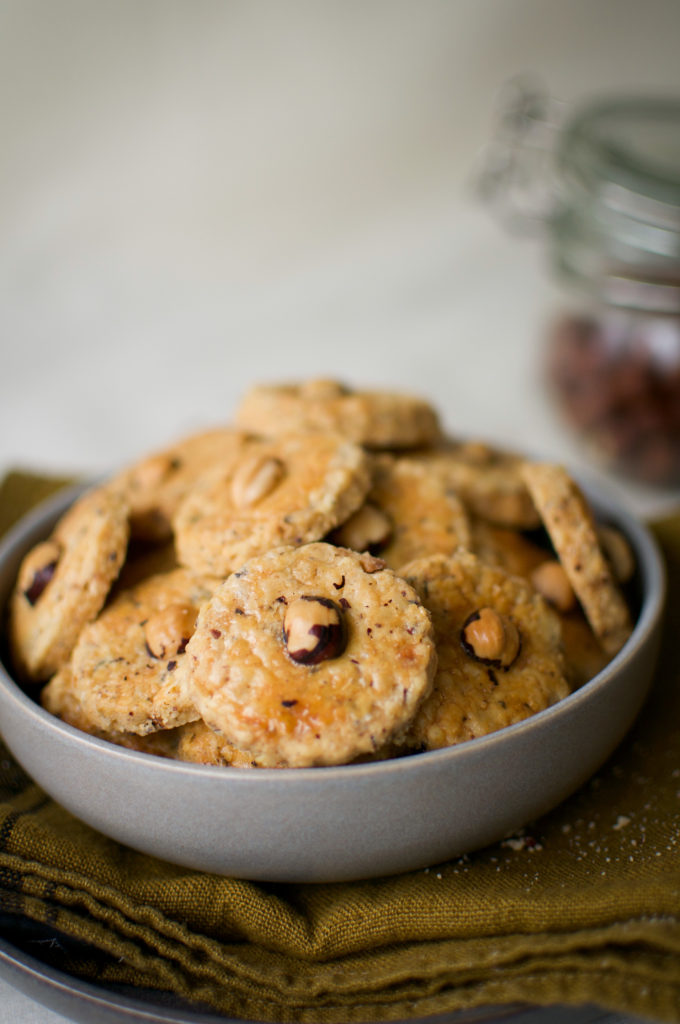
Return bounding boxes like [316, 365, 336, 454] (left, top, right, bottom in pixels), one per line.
[0, 477, 668, 882]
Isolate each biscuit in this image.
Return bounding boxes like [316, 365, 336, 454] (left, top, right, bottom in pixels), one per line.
[409, 440, 541, 529]
[175, 718, 397, 767]
[41, 667, 182, 758]
[60, 568, 216, 736]
[330, 454, 471, 572]
[9, 486, 129, 682]
[400, 550, 569, 750]
[175, 720, 267, 768]
[559, 612, 611, 690]
[173, 433, 372, 577]
[234, 379, 442, 449]
[470, 520, 549, 578]
[520, 462, 633, 655]
[110, 427, 256, 541]
[182, 542, 437, 767]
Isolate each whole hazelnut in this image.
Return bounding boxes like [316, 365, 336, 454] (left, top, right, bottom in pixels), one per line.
[530, 559, 577, 613]
[145, 603, 197, 659]
[597, 524, 635, 584]
[19, 540, 61, 605]
[460, 606, 521, 670]
[283, 596, 347, 665]
[231, 455, 284, 508]
[331, 503, 392, 553]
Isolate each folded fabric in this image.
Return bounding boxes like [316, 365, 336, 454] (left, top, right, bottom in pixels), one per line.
[0, 471, 679, 1023]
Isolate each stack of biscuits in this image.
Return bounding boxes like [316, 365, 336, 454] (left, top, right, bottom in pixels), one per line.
[8, 379, 635, 769]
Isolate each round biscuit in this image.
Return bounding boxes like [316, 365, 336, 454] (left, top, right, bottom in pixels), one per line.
[173, 433, 372, 577]
[182, 542, 437, 767]
[9, 486, 129, 682]
[110, 427, 256, 541]
[331, 455, 471, 572]
[63, 568, 216, 736]
[401, 549, 570, 751]
[234, 379, 442, 449]
[408, 440, 541, 529]
[41, 666, 183, 757]
[520, 462, 633, 656]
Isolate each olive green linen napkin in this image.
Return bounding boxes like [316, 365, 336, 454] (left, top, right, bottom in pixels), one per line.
[1, 470, 679, 1023]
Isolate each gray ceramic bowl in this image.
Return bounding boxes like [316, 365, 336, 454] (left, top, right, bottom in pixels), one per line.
[0, 479, 666, 883]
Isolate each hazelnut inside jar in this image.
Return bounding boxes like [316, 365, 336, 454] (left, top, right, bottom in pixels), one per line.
[480, 88, 680, 486]
[547, 292, 680, 486]
[544, 98, 680, 487]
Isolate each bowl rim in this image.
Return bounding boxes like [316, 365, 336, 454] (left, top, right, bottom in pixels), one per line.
[0, 474, 667, 785]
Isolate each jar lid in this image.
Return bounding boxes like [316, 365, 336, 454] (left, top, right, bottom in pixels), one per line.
[557, 97, 680, 230]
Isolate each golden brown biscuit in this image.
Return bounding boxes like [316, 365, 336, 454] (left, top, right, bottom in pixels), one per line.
[175, 720, 267, 768]
[173, 433, 372, 577]
[182, 542, 437, 767]
[58, 569, 216, 736]
[520, 462, 633, 655]
[234, 379, 442, 449]
[330, 455, 471, 572]
[9, 486, 129, 682]
[471, 520, 549, 578]
[408, 440, 541, 529]
[110, 427, 256, 541]
[401, 550, 570, 750]
[41, 666, 182, 757]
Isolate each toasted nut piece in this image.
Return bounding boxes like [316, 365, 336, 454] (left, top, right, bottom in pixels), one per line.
[460, 606, 521, 669]
[283, 596, 347, 665]
[144, 602, 197, 659]
[530, 559, 577, 613]
[127, 453, 178, 491]
[598, 524, 635, 584]
[331, 503, 392, 553]
[457, 440, 495, 465]
[18, 540, 61, 605]
[230, 455, 284, 508]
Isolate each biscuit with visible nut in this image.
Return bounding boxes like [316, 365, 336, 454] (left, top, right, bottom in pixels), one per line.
[60, 569, 216, 736]
[173, 433, 372, 577]
[330, 455, 471, 572]
[409, 440, 540, 529]
[520, 463, 633, 655]
[41, 666, 182, 757]
[400, 550, 569, 750]
[110, 427, 256, 541]
[234, 379, 442, 449]
[182, 542, 437, 767]
[9, 486, 129, 682]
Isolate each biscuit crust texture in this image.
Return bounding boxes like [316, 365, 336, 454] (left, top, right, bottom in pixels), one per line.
[41, 666, 182, 758]
[409, 441, 541, 529]
[520, 462, 633, 655]
[10, 486, 129, 682]
[183, 542, 437, 767]
[336, 455, 471, 572]
[175, 720, 266, 768]
[110, 427, 255, 541]
[173, 433, 372, 577]
[401, 550, 570, 750]
[61, 569, 216, 736]
[234, 379, 442, 449]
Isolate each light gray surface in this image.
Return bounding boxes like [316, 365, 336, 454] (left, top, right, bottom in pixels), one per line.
[2, 1, 679, 1019]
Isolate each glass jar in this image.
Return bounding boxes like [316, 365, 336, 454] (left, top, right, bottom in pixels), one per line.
[479, 85, 680, 486]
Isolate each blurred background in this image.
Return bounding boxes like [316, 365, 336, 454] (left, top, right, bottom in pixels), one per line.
[2, 0, 680, 514]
